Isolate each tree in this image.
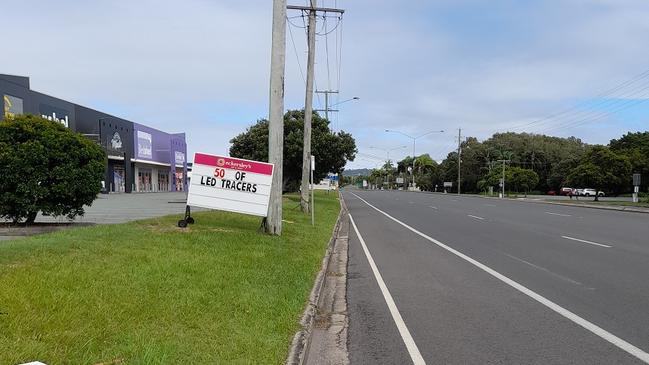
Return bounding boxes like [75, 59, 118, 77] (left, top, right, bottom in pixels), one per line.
[509, 167, 539, 197]
[0, 114, 106, 224]
[610, 132, 649, 193]
[229, 110, 357, 192]
[567, 145, 631, 201]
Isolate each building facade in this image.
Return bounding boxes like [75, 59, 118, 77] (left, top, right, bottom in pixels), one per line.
[1, 74, 187, 193]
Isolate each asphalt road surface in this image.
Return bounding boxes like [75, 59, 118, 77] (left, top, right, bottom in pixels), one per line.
[343, 188, 649, 364]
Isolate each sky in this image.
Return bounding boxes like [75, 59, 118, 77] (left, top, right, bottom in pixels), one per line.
[3, 0, 649, 169]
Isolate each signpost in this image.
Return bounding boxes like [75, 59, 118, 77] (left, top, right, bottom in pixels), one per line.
[180, 152, 274, 227]
[311, 155, 315, 226]
[633, 173, 641, 203]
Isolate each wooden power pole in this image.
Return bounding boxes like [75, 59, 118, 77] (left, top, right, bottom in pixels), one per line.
[289, 2, 344, 215]
[300, 0, 317, 213]
[266, 0, 287, 235]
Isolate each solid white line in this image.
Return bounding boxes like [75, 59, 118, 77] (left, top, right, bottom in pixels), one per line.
[349, 192, 649, 364]
[467, 215, 485, 220]
[561, 235, 612, 248]
[349, 214, 426, 365]
[545, 211, 572, 217]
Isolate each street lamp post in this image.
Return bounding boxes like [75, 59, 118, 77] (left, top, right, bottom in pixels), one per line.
[385, 129, 444, 189]
[369, 145, 407, 189]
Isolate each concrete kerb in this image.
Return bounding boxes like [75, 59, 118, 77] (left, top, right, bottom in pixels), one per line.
[286, 191, 349, 365]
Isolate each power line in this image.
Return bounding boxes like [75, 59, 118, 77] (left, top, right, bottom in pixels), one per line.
[502, 66, 649, 133]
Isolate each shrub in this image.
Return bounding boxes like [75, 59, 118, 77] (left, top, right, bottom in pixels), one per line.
[0, 114, 106, 224]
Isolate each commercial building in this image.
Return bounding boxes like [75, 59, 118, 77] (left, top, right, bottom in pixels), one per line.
[1, 74, 187, 193]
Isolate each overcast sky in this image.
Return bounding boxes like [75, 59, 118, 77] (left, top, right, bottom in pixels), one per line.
[4, 0, 649, 169]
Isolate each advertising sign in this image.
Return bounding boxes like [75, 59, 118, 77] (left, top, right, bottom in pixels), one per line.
[137, 131, 153, 158]
[39, 103, 70, 128]
[175, 151, 185, 165]
[186, 153, 274, 217]
[396, 177, 404, 184]
[3, 95, 23, 119]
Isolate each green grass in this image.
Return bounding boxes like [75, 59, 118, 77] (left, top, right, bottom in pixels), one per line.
[555, 200, 649, 208]
[0, 191, 340, 364]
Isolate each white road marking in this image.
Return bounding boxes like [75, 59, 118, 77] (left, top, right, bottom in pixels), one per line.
[429, 206, 438, 210]
[484, 204, 497, 207]
[545, 212, 572, 217]
[561, 235, 612, 248]
[504, 253, 586, 287]
[349, 214, 426, 365]
[468, 215, 485, 220]
[349, 192, 649, 364]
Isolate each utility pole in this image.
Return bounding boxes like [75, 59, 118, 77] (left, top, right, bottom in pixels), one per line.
[497, 159, 510, 198]
[315, 90, 339, 123]
[266, 0, 287, 235]
[290, 2, 344, 214]
[299, 0, 317, 214]
[457, 128, 462, 195]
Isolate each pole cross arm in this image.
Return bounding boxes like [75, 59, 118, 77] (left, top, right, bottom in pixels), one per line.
[287, 5, 345, 13]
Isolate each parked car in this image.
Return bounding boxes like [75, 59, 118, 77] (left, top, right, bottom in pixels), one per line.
[547, 190, 557, 195]
[575, 188, 584, 196]
[582, 188, 605, 197]
[560, 187, 574, 195]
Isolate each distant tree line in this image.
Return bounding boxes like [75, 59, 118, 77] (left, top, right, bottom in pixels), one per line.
[355, 131, 648, 198]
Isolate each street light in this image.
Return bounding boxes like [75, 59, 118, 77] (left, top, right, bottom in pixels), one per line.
[385, 129, 444, 189]
[330, 96, 360, 107]
[369, 145, 407, 189]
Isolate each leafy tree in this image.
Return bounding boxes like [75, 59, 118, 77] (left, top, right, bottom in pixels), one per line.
[547, 157, 580, 191]
[0, 114, 106, 224]
[229, 110, 357, 192]
[567, 145, 631, 200]
[509, 167, 539, 196]
[610, 132, 649, 192]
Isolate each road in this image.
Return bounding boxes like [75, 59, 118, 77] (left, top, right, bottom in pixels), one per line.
[343, 188, 649, 364]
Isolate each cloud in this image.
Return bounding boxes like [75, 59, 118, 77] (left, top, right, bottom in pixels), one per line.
[3, 0, 649, 169]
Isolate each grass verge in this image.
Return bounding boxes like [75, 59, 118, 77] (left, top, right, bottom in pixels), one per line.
[0, 191, 340, 364]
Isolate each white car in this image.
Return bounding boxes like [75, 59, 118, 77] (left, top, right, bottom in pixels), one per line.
[581, 188, 605, 197]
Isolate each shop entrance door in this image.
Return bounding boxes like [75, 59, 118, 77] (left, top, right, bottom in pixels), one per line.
[158, 171, 169, 192]
[113, 166, 125, 192]
[138, 169, 152, 192]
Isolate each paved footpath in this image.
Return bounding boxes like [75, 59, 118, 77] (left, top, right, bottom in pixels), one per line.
[35, 192, 199, 224]
[344, 188, 649, 364]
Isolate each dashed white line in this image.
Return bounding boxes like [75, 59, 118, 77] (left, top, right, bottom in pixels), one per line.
[504, 253, 586, 287]
[468, 215, 485, 220]
[561, 235, 612, 248]
[349, 214, 426, 365]
[350, 192, 649, 364]
[545, 212, 572, 217]
[484, 204, 497, 207]
[429, 206, 438, 210]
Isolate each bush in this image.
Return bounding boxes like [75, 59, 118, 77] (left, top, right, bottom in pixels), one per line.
[0, 114, 106, 224]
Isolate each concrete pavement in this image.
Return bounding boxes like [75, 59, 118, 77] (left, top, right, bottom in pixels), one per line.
[344, 188, 649, 364]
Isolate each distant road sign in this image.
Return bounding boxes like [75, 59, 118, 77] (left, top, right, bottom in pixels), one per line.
[443, 181, 453, 188]
[187, 153, 274, 217]
[633, 173, 641, 186]
[396, 177, 404, 184]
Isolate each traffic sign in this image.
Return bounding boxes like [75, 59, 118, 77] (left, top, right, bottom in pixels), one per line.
[633, 173, 641, 186]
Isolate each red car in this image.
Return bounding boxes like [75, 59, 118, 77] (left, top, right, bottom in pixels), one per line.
[560, 187, 574, 196]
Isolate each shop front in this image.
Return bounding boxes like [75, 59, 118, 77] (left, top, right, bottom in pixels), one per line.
[132, 124, 187, 192]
